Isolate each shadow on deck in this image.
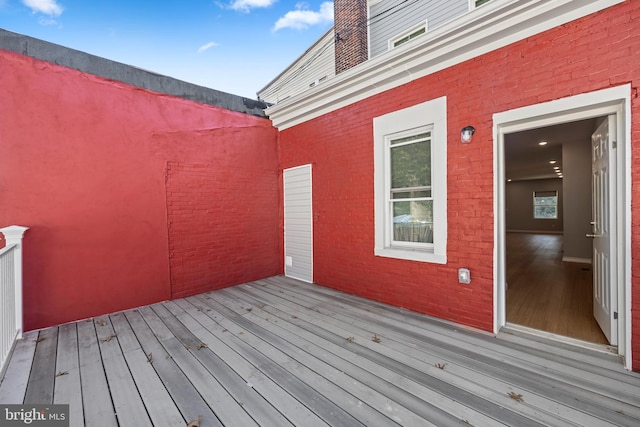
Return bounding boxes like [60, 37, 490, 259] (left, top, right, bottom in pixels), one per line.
[1, 275, 639, 426]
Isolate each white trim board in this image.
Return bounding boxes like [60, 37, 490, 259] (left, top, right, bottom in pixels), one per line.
[266, 0, 623, 130]
[493, 84, 632, 369]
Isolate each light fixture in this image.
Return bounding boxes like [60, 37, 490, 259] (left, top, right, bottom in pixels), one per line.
[538, 141, 548, 146]
[461, 126, 475, 143]
[549, 160, 557, 164]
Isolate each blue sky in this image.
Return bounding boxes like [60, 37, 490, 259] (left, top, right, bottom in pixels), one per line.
[0, 0, 334, 98]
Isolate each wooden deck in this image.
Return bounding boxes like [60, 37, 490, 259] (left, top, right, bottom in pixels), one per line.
[1, 275, 639, 426]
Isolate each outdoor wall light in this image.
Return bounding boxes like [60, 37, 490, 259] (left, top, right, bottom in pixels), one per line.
[461, 126, 475, 143]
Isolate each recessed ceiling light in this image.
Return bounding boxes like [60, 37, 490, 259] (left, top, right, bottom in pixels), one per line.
[553, 166, 560, 170]
[507, 179, 512, 182]
[538, 141, 548, 146]
[549, 160, 557, 164]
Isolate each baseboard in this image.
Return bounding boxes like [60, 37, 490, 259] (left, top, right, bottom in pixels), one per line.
[563, 256, 592, 264]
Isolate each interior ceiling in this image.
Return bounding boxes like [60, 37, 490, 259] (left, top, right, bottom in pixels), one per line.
[504, 118, 598, 181]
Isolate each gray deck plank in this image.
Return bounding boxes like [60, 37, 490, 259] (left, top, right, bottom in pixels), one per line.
[3, 275, 640, 427]
[124, 309, 221, 427]
[217, 287, 507, 427]
[193, 292, 445, 427]
[202, 292, 442, 427]
[307, 293, 640, 422]
[109, 312, 185, 427]
[24, 327, 58, 404]
[270, 276, 629, 378]
[259, 278, 639, 425]
[54, 323, 84, 427]
[0, 330, 37, 403]
[94, 315, 153, 427]
[169, 298, 331, 427]
[290, 278, 635, 389]
[227, 283, 573, 427]
[151, 303, 296, 427]
[236, 281, 624, 426]
[77, 319, 118, 427]
[138, 305, 259, 427]
[184, 294, 368, 427]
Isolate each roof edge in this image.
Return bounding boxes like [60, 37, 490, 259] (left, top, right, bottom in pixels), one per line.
[0, 28, 269, 118]
[266, 0, 624, 130]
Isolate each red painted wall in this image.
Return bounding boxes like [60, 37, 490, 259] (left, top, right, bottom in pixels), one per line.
[0, 49, 280, 330]
[279, 1, 640, 368]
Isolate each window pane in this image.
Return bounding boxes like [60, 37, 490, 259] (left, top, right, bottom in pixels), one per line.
[391, 190, 431, 199]
[390, 132, 430, 146]
[534, 206, 557, 219]
[393, 27, 426, 48]
[391, 140, 431, 189]
[533, 190, 558, 219]
[393, 200, 433, 243]
[534, 196, 557, 206]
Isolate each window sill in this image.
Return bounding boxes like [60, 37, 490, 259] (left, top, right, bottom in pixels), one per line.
[375, 247, 446, 264]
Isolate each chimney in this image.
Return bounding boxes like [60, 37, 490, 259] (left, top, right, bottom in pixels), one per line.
[334, 0, 368, 74]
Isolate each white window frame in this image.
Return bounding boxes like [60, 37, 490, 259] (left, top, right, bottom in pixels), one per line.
[374, 97, 447, 264]
[388, 20, 428, 50]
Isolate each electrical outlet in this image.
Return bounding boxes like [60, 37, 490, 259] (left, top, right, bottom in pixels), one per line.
[458, 268, 471, 284]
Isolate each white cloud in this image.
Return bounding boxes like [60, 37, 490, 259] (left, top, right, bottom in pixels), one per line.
[22, 0, 63, 16]
[228, 0, 277, 13]
[273, 1, 333, 32]
[198, 41, 219, 53]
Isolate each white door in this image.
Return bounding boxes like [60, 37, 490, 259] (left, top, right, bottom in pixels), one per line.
[283, 165, 313, 282]
[591, 115, 617, 345]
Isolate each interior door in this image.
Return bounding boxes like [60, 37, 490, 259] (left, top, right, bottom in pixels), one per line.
[591, 115, 617, 345]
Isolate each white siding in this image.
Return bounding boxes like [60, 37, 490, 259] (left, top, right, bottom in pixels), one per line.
[369, 0, 469, 58]
[258, 30, 335, 105]
[284, 165, 313, 283]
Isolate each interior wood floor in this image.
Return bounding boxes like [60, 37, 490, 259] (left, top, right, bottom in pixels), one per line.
[506, 232, 609, 345]
[2, 276, 639, 426]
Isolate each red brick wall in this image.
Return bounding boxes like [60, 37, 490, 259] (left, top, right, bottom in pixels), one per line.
[280, 1, 640, 368]
[0, 49, 280, 330]
[166, 159, 280, 298]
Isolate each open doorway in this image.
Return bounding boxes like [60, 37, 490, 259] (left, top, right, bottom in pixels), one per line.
[503, 118, 609, 345]
[493, 85, 631, 368]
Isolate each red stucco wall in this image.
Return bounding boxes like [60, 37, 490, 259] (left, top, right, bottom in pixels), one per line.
[279, 1, 640, 368]
[0, 49, 281, 330]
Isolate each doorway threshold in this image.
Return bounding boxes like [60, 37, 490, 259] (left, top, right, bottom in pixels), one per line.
[499, 323, 622, 367]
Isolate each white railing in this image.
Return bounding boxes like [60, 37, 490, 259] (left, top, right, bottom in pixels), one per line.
[0, 226, 28, 375]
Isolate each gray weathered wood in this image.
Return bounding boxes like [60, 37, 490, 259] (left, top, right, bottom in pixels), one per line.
[108, 312, 184, 427]
[24, 327, 58, 404]
[185, 294, 367, 426]
[152, 303, 295, 427]
[123, 309, 221, 426]
[138, 305, 258, 427]
[77, 319, 118, 427]
[169, 298, 330, 427]
[217, 287, 500, 426]
[281, 280, 640, 420]
[0, 330, 37, 403]
[3, 276, 640, 426]
[94, 315, 152, 427]
[54, 323, 84, 427]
